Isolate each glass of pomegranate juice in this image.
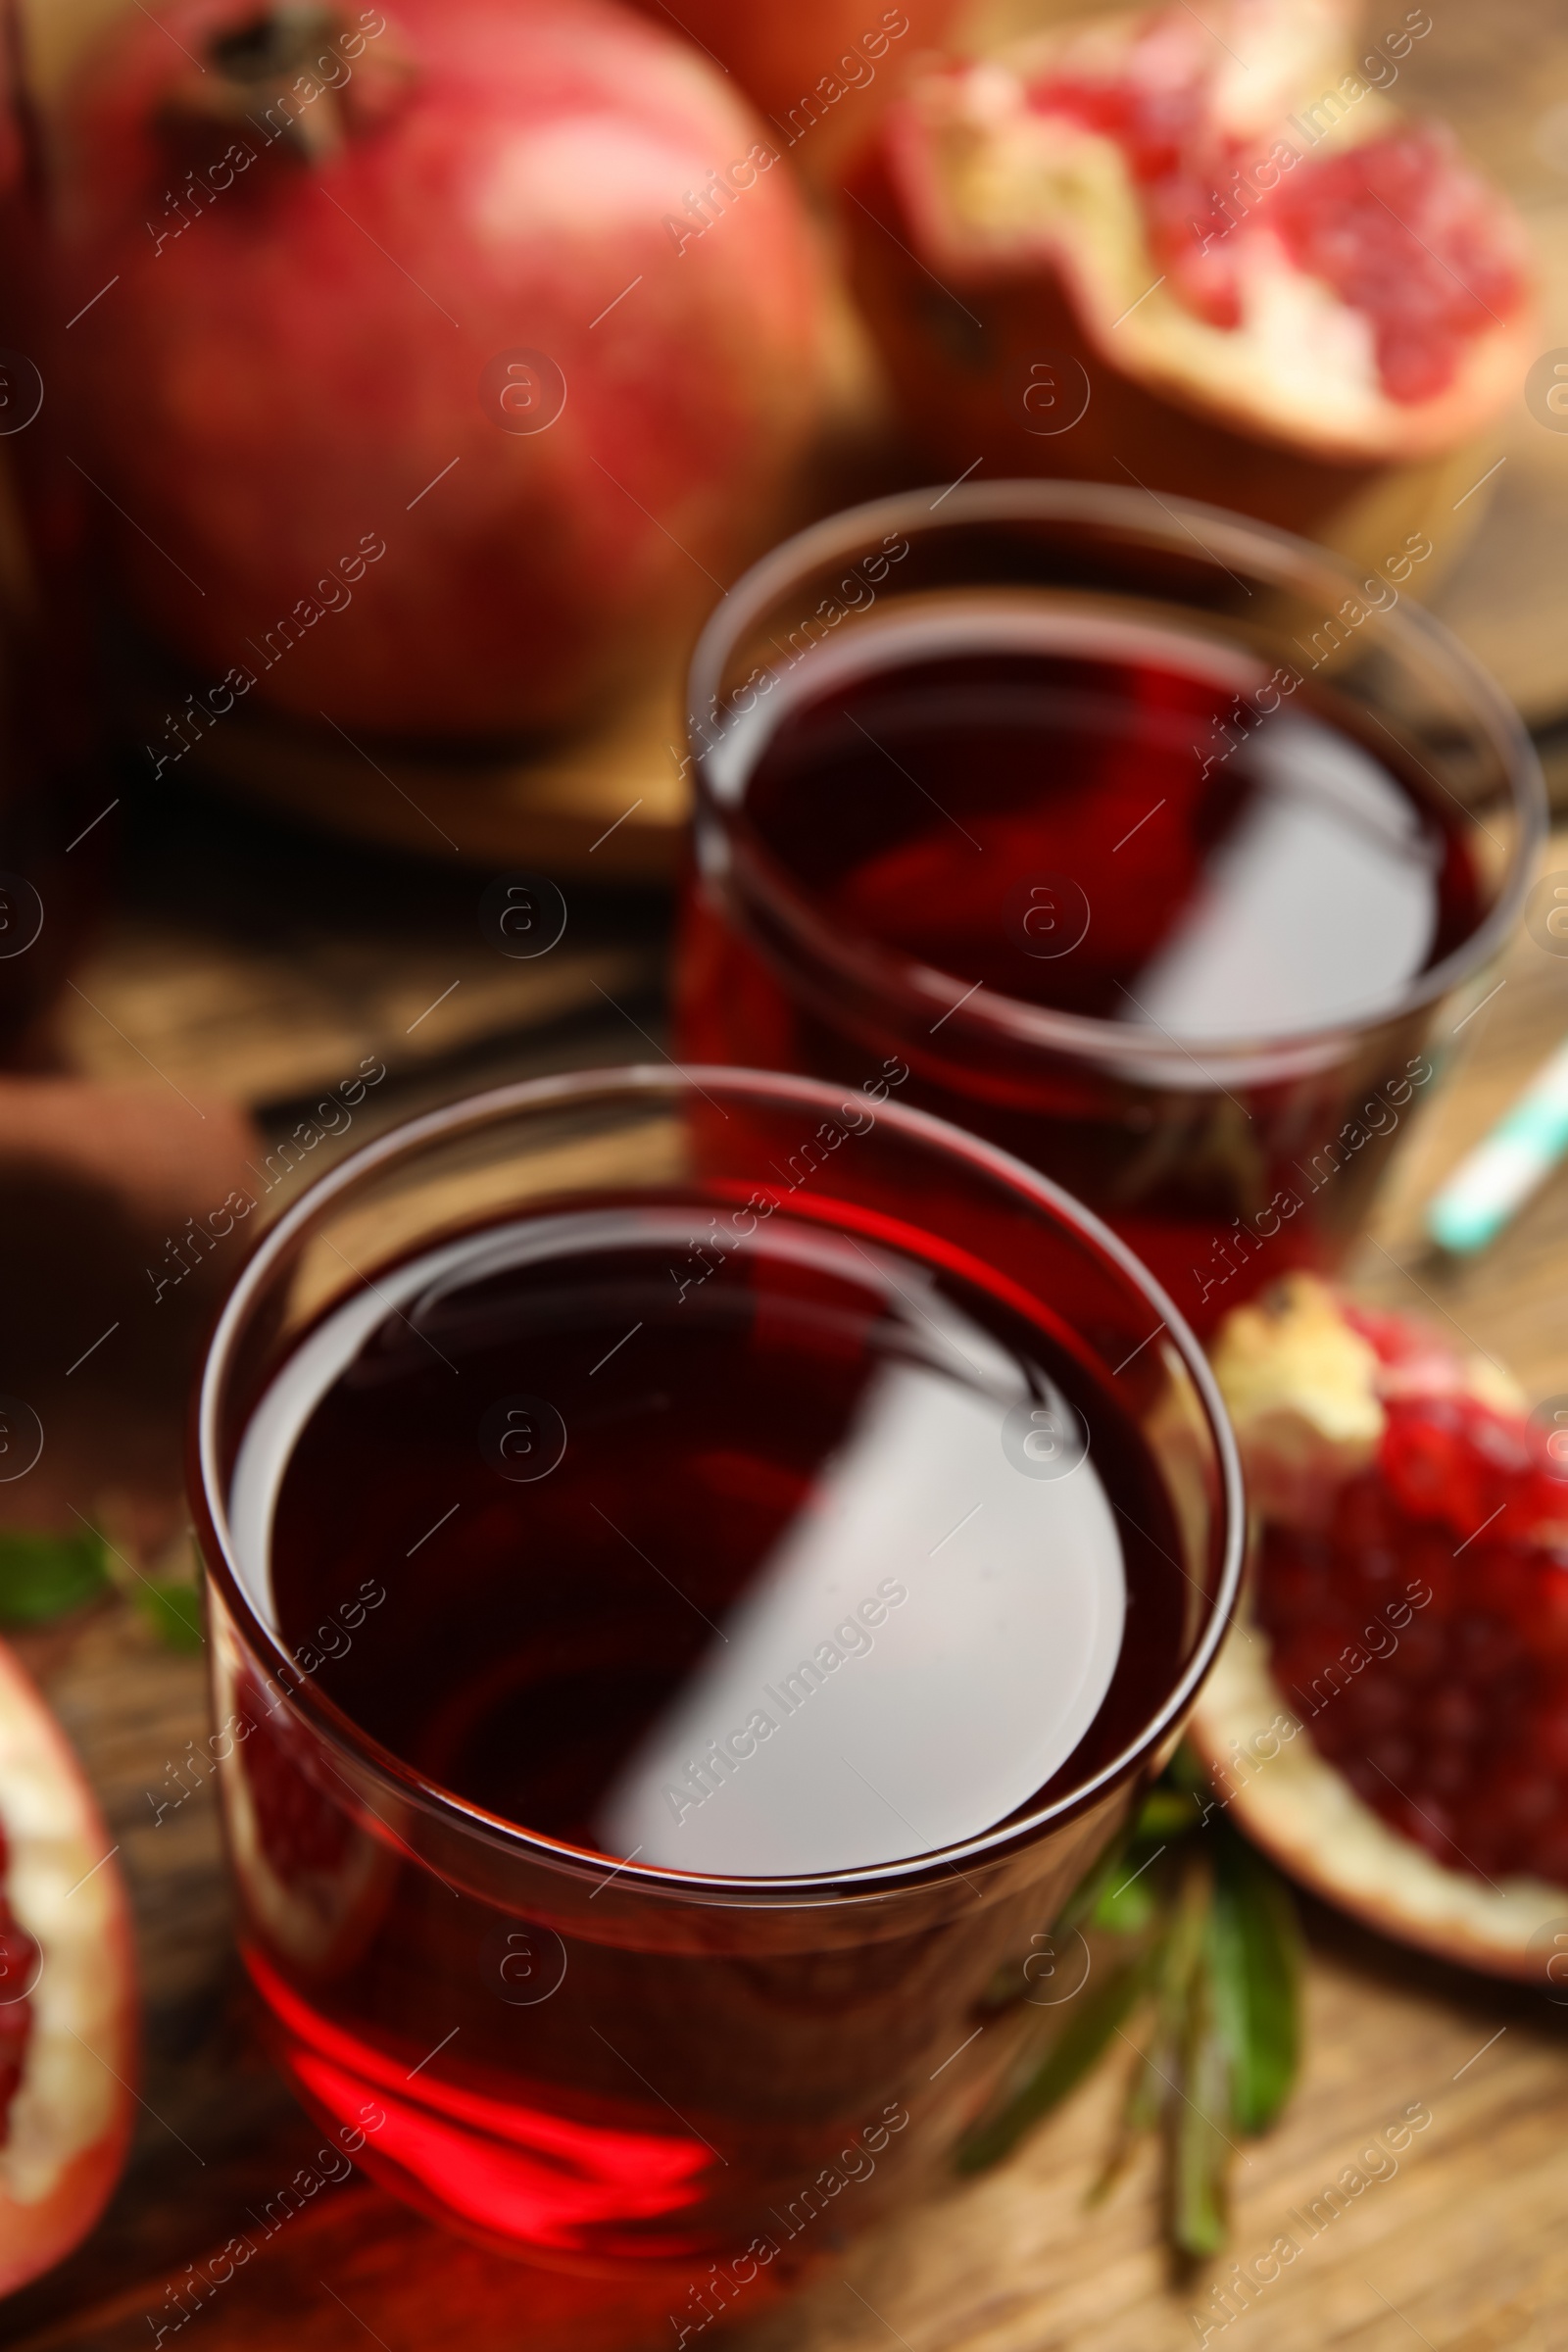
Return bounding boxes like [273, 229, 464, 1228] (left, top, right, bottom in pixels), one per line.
[192, 1068, 1244, 2280]
[676, 482, 1544, 1336]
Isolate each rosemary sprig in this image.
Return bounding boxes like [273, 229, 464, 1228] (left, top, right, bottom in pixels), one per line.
[956, 1744, 1302, 2261]
[0, 1523, 204, 1649]
[0, 1528, 111, 1625]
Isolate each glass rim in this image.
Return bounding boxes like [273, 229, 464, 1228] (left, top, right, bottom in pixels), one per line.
[687, 478, 1547, 1074]
[192, 1062, 1248, 1905]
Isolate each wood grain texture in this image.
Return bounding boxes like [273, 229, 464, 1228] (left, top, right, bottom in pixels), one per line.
[53, 787, 668, 1114]
[60, 914, 656, 1110]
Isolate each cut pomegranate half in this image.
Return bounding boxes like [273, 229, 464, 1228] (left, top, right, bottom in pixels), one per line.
[1197, 1277, 1568, 1983]
[0, 1638, 135, 2291]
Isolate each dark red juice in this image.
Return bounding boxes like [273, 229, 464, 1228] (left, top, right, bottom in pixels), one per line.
[219, 1198, 1188, 2266]
[679, 607, 1487, 1328]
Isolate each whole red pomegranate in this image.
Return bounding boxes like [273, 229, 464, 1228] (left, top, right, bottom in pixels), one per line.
[52, 0, 831, 739]
[626, 1, 961, 143]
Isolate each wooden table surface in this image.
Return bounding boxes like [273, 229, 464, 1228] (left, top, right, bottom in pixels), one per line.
[7, 6, 1568, 2347]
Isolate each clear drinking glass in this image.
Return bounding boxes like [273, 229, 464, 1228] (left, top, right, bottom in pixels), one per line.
[191, 1066, 1244, 2285]
[675, 482, 1545, 1334]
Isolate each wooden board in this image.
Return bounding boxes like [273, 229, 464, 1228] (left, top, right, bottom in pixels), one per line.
[9, 829, 1568, 2352]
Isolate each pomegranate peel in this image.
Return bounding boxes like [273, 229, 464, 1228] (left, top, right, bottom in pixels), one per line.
[151, 6, 419, 166]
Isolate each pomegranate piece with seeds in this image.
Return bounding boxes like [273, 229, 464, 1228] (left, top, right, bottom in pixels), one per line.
[0, 1640, 135, 2291]
[1197, 1276, 1568, 1980]
[1022, 60, 1525, 409]
[0, 1832, 39, 2136]
[841, 0, 1533, 541]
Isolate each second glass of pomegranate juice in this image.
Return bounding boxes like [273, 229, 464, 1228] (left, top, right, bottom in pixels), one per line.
[676, 482, 1544, 1334]
[192, 1069, 1243, 2278]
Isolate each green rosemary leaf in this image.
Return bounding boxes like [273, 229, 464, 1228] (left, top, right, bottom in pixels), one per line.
[1170, 1956, 1234, 2261]
[1057, 1830, 1138, 1936]
[1137, 1786, 1206, 1841]
[956, 1947, 1157, 2174]
[1207, 1829, 1302, 2135]
[0, 1529, 111, 1626]
[1090, 2021, 1172, 2205]
[136, 1579, 206, 1653]
[1089, 1838, 1206, 2204]
[1092, 1867, 1161, 1937]
[1161, 1844, 1214, 2005]
[972, 1744, 1304, 2270]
